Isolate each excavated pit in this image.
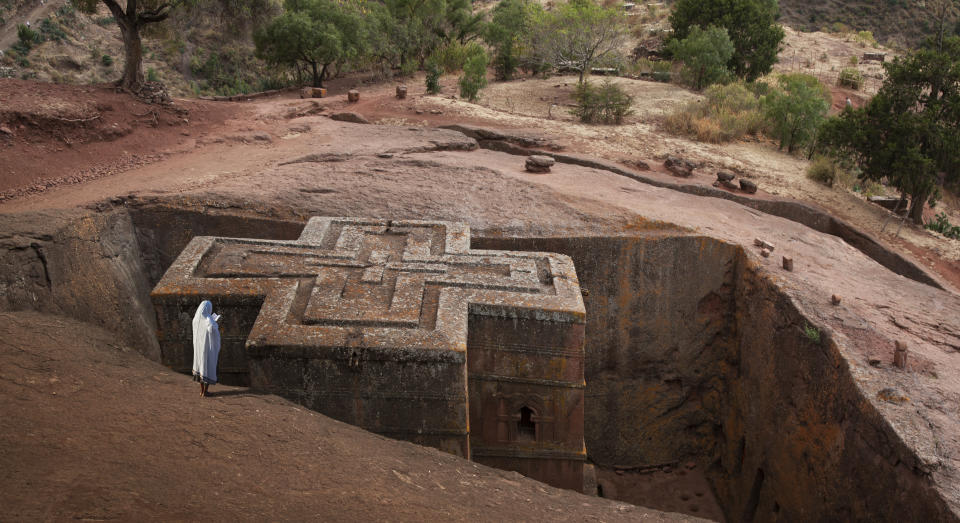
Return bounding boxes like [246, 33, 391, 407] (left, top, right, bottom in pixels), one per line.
[0, 203, 953, 522]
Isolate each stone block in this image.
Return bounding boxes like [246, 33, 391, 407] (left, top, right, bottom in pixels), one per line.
[347, 89, 360, 103]
[396, 85, 407, 99]
[300, 87, 327, 99]
[151, 217, 586, 491]
[740, 179, 758, 194]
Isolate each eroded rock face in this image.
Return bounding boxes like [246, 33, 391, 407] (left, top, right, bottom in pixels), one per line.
[150, 216, 588, 491]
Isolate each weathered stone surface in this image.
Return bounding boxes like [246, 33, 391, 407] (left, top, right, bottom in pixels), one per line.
[396, 85, 408, 99]
[347, 89, 360, 103]
[329, 112, 370, 124]
[526, 155, 555, 173]
[740, 179, 757, 194]
[151, 217, 586, 491]
[665, 156, 695, 177]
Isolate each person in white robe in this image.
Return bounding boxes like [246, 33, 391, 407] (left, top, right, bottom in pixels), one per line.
[192, 300, 221, 397]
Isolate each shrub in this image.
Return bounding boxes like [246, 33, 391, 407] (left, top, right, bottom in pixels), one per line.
[926, 212, 960, 239]
[39, 18, 66, 42]
[436, 41, 485, 74]
[855, 30, 878, 47]
[666, 24, 734, 90]
[146, 67, 160, 82]
[101, 54, 113, 67]
[17, 24, 40, 48]
[803, 323, 821, 343]
[425, 59, 442, 94]
[458, 52, 488, 102]
[837, 68, 863, 89]
[662, 81, 764, 143]
[806, 155, 838, 187]
[95, 16, 115, 26]
[571, 80, 634, 124]
[849, 55, 858, 66]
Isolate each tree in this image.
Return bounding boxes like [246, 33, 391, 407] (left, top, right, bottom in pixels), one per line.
[669, 0, 785, 81]
[666, 25, 735, 90]
[73, 0, 183, 92]
[484, 0, 541, 80]
[524, 0, 628, 84]
[364, 0, 484, 72]
[254, 0, 363, 88]
[762, 73, 829, 153]
[458, 50, 489, 101]
[820, 37, 960, 224]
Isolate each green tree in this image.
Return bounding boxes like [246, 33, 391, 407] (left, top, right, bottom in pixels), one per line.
[73, 0, 186, 91]
[524, 0, 628, 84]
[821, 37, 960, 224]
[458, 51, 489, 101]
[762, 73, 829, 153]
[254, 0, 364, 88]
[669, 0, 785, 81]
[364, 0, 484, 72]
[484, 0, 541, 81]
[666, 25, 735, 90]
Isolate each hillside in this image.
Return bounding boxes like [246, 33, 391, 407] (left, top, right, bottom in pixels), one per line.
[778, 0, 959, 47]
[0, 0, 277, 96]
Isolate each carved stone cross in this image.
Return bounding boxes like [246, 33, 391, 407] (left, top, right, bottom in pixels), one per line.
[152, 217, 587, 491]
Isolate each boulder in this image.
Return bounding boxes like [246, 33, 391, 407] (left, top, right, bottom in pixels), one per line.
[740, 179, 758, 194]
[525, 155, 555, 173]
[716, 170, 735, 182]
[329, 112, 370, 124]
[665, 156, 695, 177]
[396, 85, 408, 99]
[347, 89, 360, 103]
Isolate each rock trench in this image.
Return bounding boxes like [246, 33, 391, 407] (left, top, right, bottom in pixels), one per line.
[0, 203, 955, 522]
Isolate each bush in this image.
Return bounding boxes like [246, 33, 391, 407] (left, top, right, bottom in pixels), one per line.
[855, 30, 878, 47]
[458, 52, 488, 102]
[926, 212, 960, 239]
[666, 24, 734, 90]
[425, 59, 442, 94]
[39, 18, 66, 42]
[146, 67, 160, 82]
[837, 68, 863, 89]
[663, 81, 764, 143]
[101, 54, 113, 67]
[16, 24, 40, 49]
[571, 80, 634, 124]
[806, 155, 838, 187]
[94, 16, 115, 26]
[436, 41, 486, 74]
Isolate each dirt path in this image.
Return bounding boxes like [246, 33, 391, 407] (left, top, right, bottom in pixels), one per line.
[0, 311, 697, 521]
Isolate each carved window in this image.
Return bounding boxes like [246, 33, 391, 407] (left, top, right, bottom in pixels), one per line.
[517, 406, 536, 442]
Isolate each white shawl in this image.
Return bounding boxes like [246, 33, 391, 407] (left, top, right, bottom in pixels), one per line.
[192, 300, 221, 384]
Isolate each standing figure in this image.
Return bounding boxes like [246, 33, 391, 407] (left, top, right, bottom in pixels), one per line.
[192, 300, 221, 397]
